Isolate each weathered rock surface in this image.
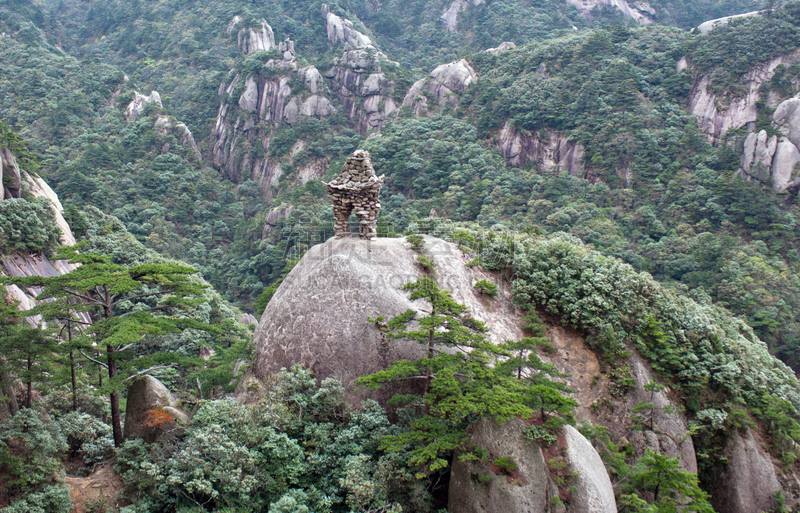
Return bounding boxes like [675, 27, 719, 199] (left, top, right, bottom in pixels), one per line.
[253, 236, 428, 404]
[734, 98, 800, 191]
[565, 0, 654, 24]
[499, 122, 585, 174]
[741, 130, 777, 182]
[0, 168, 84, 324]
[773, 97, 800, 149]
[123, 375, 189, 443]
[253, 235, 524, 403]
[0, 146, 21, 200]
[712, 427, 781, 513]
[440, 0, 485, 32]
[449, 419, 616, 513]
[228, 16, 276, 54]
[563, 424, 617, 513]
[449, 417, 550, 513]
[154, 115, 201, 160]
[125, 91, 162, 123]
[486, 41, 516, 55]
[402, 59, 477, 116]
[689, 52, 800, 144]
[325, 9, 372, 49]
[771, 137, 800, 191]
[544, 326, 697, 473]
[696, 11, 761, 34]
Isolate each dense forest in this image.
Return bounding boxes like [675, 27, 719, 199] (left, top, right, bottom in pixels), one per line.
[3, 0, 800, 510]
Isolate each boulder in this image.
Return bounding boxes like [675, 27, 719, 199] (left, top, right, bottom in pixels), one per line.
[449, 417, 550, 513]
[238, 76, 259, 112]
[300, 95, 336, 119]
[713, 428, 781, 513]
[772, 138, 800, 192]
[123, 375, 189, 443]
[486, 41, 516, 55]
[696, 11, 761, 34]
[125, 91, 162, 123]
[772, 98, 800, 150]
[740, 130, 777, 182]
[430, 59, 477, 93]
[0, 146, 21, 199]
[402, 59, 477, 116]
[253, 235, 524, 404]
[563, 425, 617, 513]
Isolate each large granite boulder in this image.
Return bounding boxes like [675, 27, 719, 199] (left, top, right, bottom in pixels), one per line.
[449, 419, 616, 513]
[253, 235, 524, 405]
[563, 425, 617, 513]
[123, 375, 189, 443]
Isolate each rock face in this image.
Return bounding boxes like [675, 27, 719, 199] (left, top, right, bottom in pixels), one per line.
[696, 11, 761, 34]
[449, 419, 616, 513]
[402, 59, 477, 116]
[737, 98, 800, 191]
[564, 0, 654, 24]
[123, 375, 189, 443]
[125, 91, 162, 123]
[486, 41, 516, 55]
[449, 417, 550, 513]
[322, 5, 400, 134]
[228, 16, 276, 54]
[499, 122, 585, 174]
[544, 326, 698, 473]
[154, 115, 201, 161]
[563, 425, 617, 513]
[712, 427, 781, 513]
[440, 0, 485, 32]
[253, 236, 428, 405]
[689, 52, 800, 144]
[0, 146, 21, 199]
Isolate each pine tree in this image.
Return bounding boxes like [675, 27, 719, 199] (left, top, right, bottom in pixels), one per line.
[1, 246, 215, 446]
[358, 277, 576, 476]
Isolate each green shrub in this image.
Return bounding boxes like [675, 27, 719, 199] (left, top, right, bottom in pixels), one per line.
[0, 198, 61, 255]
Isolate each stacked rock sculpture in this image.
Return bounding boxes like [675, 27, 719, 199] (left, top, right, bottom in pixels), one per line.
[323, 149, 384, 239]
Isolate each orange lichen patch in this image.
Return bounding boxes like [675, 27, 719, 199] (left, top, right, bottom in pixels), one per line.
[485, 461, 526, 485]
[143, 408, 174, 427]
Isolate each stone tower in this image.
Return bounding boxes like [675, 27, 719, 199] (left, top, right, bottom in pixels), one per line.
[323, 149, 384, 239]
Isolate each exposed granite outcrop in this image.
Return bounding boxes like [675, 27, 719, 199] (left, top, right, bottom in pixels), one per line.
[228, 16, 276, 54]
[712, 427, 781, 513]
[498, 122, 585, 174]
[252, 235, 526, 404]
[125, 91, 162, 123]
[440, 0, 486, 32]
[402, 59, 477, 116]
[448, 417, 550, 513]
[696, 11, 761, 34]
[565, 0, 654, 25]
[688, 51, 800, 144]
[738, 98, 800, 191]
[449, 419, 616, 513]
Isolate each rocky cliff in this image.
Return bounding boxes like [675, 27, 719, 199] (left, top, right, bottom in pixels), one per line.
[740, 97, 800, 192]
[251, 232, 794, 511]
[687, 50, 800, 145]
